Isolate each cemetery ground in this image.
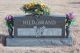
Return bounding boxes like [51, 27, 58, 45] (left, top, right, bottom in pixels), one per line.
[0, 0, 80, 53]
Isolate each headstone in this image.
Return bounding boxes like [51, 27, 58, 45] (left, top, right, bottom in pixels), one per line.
[14, 15, 65, 38]
[6, 15, 72, 46]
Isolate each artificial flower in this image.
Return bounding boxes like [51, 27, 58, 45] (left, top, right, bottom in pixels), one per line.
[66, 12, 75, 26]
[22, 1, 50, 15]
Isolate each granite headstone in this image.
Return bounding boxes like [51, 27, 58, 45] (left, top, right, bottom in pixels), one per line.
[14, 15, 65, 38]
[6, 15, 72, 46]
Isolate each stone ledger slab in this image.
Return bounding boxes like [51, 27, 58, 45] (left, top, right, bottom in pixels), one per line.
[6, 37, 72, 46]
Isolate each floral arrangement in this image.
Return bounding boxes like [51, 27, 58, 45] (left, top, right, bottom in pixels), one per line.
[5, 15, 14, 37]
[65, 12, 75, 37]
[66, 12, 75, 26]
[5, 15, 14, 28]
[21, 1, 50, 15]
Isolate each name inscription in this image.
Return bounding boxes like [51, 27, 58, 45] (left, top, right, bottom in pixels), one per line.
[23, 20, 56, 25]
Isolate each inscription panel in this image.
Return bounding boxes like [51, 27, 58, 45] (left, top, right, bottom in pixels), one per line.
[17, 28, 62, 36]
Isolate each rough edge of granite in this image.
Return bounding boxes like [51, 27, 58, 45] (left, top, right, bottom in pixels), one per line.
[0, 35, 6, 46]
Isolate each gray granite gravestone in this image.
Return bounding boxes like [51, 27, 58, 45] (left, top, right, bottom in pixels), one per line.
[14, 15, 65, 38]
[6, 15, 72, 46]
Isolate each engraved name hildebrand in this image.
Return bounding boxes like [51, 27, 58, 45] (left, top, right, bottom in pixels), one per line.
[23, 20, 56, 25]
